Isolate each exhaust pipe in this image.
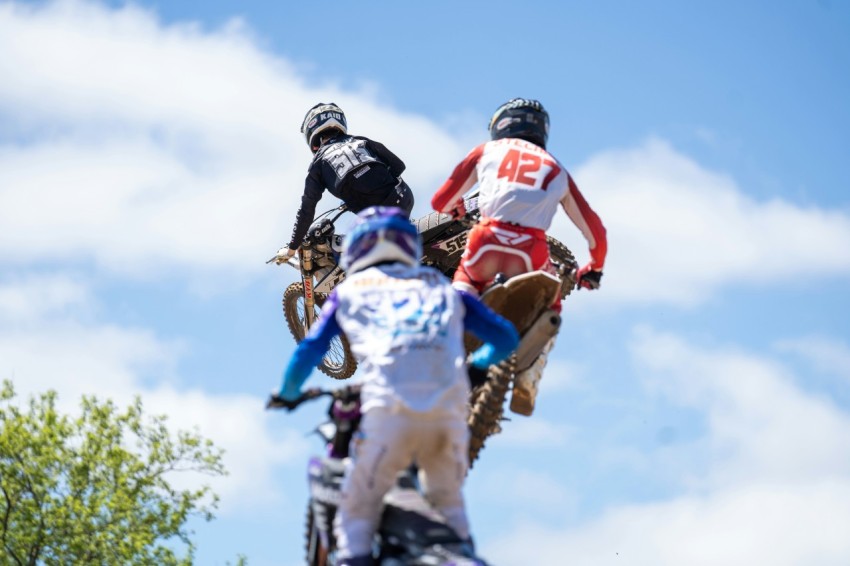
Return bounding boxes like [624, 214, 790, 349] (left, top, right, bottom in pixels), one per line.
[514, 309, 561, 372]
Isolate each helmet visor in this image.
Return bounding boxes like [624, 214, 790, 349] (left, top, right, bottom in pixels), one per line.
[345, 228, 419, 267]
[345, 230, 379, 262]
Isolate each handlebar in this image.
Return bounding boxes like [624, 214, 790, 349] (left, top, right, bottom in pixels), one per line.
[327, 203, 349, 222]
[265, 387, 329, 411]
[265, 255, 300, 267]
[265, 384, 361, 412]
[267, 203, 349, 266]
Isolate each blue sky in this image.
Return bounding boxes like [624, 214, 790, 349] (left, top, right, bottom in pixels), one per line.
[1, 1, 849, 565]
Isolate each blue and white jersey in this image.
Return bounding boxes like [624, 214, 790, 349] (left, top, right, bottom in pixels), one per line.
[334, 263, 468, 414]
[278, 262, 519, 415]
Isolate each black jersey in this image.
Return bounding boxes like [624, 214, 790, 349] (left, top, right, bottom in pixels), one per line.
[288, 134, 410, 249]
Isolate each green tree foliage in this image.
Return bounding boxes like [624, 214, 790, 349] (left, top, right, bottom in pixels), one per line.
[0, 381, 227, 565]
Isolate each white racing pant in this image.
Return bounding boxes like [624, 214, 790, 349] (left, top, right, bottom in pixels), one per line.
[333, 405, 470, 559]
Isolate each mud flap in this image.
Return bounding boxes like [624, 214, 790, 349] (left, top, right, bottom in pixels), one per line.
[514, 309, 561, 373]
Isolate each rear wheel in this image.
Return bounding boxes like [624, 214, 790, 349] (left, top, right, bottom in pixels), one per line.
[283, 282, 357, 380]
[546, 236, 577, 299]
[467, 360, 514, 469]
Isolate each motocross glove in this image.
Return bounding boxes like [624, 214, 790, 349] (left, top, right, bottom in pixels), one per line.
[450, 200, 467, 220]
[266, 392, 299, 411]
[577, 263, 603, 290]
[266, 388, 321, 411]
[272, 247, 297, 265]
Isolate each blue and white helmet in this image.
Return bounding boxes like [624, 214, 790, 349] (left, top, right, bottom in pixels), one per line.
[341, 207, 422, 274]
[301, 102, 347, 153]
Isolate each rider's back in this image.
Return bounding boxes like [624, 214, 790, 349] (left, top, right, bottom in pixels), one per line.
[334, 263, 469, 416]
[309, 134, 405, 210]
[474, 137, 569, 230]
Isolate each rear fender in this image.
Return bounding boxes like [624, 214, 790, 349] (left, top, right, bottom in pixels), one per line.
[515, 309, 561, 371]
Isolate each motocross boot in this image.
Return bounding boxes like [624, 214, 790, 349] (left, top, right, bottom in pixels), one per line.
[510, 337, 555, 416]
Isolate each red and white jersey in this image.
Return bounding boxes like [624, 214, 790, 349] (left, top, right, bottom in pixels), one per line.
[431, 138, 607, 270]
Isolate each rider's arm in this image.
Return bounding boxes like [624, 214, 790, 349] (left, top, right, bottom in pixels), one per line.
[278, 292, 343, 400]
[559, 174, 608, 270]
[459, 290, 519, 369]
[365, 138, 406, 178]
[287, 166, 326, 249]
[431, 144, 485, 214]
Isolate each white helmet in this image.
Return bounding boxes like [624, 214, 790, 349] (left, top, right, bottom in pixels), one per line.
[301, 102, 347, 153]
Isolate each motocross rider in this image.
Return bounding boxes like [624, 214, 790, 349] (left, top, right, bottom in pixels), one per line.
[431, 98, 608, 416]
[272, 102, 415, 265]
[272, 207, 518, 565]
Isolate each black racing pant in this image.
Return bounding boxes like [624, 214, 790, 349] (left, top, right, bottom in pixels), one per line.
[379, 178, 414, 218]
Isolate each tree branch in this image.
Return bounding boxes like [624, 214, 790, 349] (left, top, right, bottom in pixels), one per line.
[1, 486, 25, 566]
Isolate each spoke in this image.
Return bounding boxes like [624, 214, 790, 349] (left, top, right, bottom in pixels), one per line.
[293, 292, 351, 374]
[324, 338, 345, 368]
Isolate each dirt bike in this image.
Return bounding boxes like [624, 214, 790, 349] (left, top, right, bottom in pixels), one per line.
[269, 194, 577, 382]
[267, 386, 490, 566]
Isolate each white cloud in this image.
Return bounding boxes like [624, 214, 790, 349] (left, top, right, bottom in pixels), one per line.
[552, 138, 850, 307]
[0, 272, 90, 321]
[632, 328, 850, 487]
[0, 140, 286, 276]
[485, 482, 850, 566]
[481, 329, 850, 565]
[471, 467, 576, 515]
[775, 336, 850, 381]
[538, 354, 586, 393]
[492, 416, 574, 449]
[0, 0, 469, 279]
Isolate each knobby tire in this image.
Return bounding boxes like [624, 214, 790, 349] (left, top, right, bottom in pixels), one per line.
[283, 282, 357, 380]
[546, 236, 578, 298]
[467, 359, 515, 469]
